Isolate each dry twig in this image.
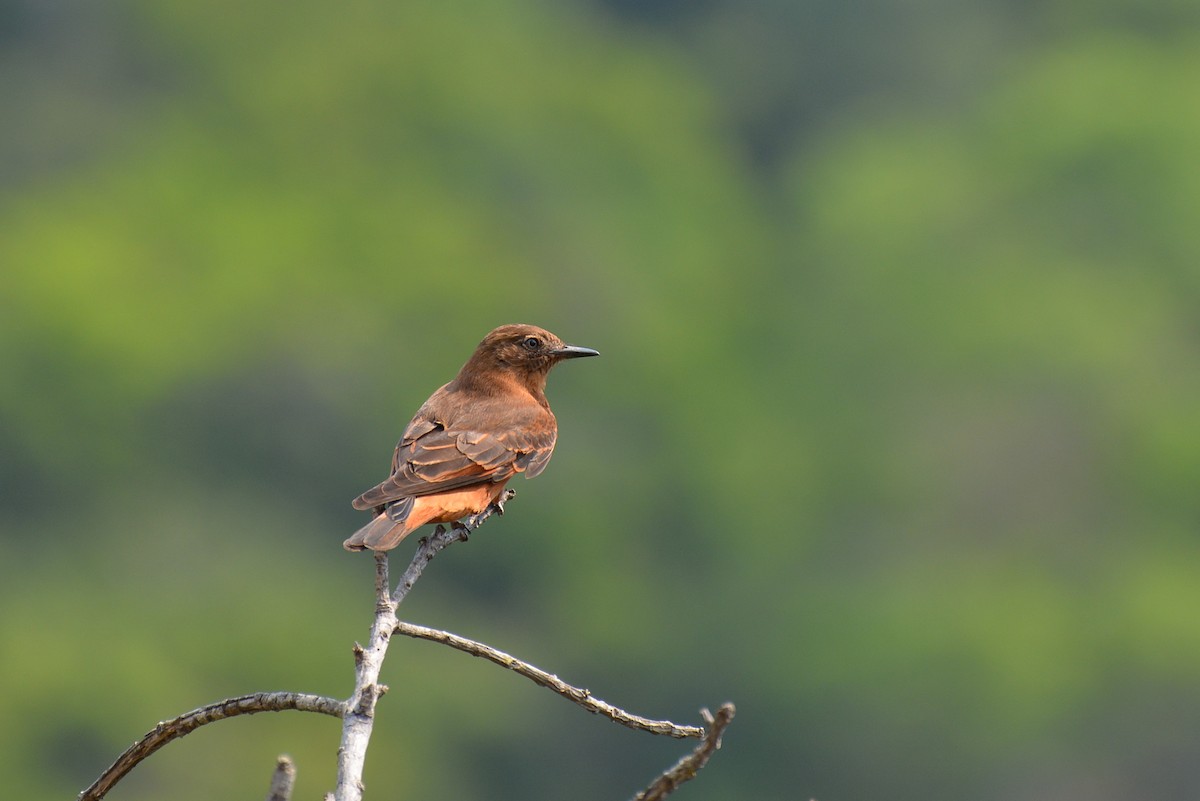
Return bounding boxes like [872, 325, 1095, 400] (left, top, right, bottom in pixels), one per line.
[393, 621, 705, 739]
[78, 692, 343, 801]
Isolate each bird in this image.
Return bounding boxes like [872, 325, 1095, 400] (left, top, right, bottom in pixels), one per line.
[344, 324, 599, 552]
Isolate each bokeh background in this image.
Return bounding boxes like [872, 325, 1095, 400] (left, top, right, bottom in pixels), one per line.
[3, 0, 1199, 799]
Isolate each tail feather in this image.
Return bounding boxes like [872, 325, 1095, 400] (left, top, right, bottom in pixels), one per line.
[343, 512, 420, 552]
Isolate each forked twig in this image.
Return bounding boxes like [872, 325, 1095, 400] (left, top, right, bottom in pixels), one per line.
[333, 491, 514, 801]
[633, 703, 737, 801]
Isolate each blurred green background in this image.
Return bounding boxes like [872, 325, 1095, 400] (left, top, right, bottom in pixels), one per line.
[3, 0, 1199, 798]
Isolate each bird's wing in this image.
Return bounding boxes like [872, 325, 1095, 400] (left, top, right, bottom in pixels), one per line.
[352, 419, 556, 510]
[520, 428, 557, 478]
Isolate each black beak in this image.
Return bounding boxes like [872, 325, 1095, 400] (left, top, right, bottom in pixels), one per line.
[553, 344, 600, 359]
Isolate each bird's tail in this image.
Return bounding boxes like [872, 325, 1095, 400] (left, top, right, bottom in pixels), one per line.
[343, 512, 420, 552]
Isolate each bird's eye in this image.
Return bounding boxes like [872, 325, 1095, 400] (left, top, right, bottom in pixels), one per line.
[522, 336, 542, 351]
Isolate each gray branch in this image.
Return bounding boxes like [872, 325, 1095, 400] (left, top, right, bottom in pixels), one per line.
[77, 692, 344, 801]
[331, 552, 395, 801]
[393, 620, 705, 739]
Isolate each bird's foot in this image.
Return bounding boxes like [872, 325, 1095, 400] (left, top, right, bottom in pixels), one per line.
[495, 488, 516, 516]
[450, 520, 471, 541]
[461, 490, 517, 531]
[419, 524, 448, 546]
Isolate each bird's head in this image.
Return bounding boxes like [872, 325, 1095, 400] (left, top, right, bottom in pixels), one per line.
[460, 324, 598, 394]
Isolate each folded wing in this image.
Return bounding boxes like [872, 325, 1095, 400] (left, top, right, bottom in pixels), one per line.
[352, 416, 556, 511]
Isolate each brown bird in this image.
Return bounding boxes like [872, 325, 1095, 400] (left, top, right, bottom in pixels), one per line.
[344, 324, 599, 552]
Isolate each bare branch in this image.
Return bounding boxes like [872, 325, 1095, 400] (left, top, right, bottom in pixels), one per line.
[334, 554, 397, 801]
[265, 755, 297, 801]
[78, 692, 344, 801]
[633, 703, 736, 801]
[77, 483, 735, 801]
[393, 621, 705, 739]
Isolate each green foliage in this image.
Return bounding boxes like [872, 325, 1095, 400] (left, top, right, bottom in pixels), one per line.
[2, 1, 1198, 799]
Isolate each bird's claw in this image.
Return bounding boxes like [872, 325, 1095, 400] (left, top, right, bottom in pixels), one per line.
[496, 488, 516, 516]
[460, 489, 517, 530]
